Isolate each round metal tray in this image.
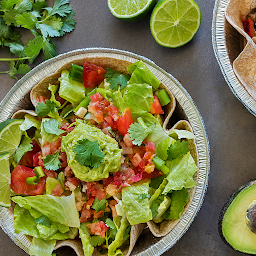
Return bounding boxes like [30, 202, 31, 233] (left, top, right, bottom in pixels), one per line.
[0, 48, 210, 255]
[212, 0, 256, 116]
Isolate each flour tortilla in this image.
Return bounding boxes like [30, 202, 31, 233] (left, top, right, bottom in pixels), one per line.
[225, 0, 256, 99]
[147, 120, 198, 237]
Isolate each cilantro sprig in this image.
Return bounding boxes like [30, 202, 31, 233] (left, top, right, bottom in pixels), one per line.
[0, 0, 76, 79]
[43, 151, 61, 171]
[73, 139, 104, 168]
[104, 68, 130, 90]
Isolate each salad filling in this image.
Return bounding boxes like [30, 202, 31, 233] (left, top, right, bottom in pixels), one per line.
[3, 58, 198, 256]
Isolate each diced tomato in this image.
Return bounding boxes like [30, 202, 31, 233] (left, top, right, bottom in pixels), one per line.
[93, 210, 104, 219]
[142, 169, 164, 180]
[104, 115, 113, 127]
[131, 153, 142, 167]
[33, 152, 40, 167]
[59, 151, 68, 168]
[145, 141, 155, 152]
[106, 184, 118, 196]
[87, 221, 109, 238]
[43, 168, 57, 178]
[144, 151, 152, 160]
[118, 107, 133, 136]
[150, 95, 164, 114]
[129, 171, 143, 183]
[19, 140, 41, 167]
[90, 93, 103, 102]
[51, 183, 64, 196]
[10, 165, 46, 195]
[83, 62, 107, 88]
[102, 175, 114, 186]
[55, 93, 66, 105]
[39, 96, 47, 103]
[88, 103, 104, 123]
[66, 177, 81, 187]
[85, 197, 95, 209]
[138, 158, 147, 169]
[85, 182, 106, 199]
[123, 134, 133, 147]
[243, 18, 255, 37]
[109, 200, 118, 218]
[41, 142, 51, 157]
[50, 138, 62, 154]
[80, 206, 93, 223]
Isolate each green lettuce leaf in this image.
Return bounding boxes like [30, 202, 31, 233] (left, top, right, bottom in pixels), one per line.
[79, 224, 94, 256]
[12, 193, 80, 227]
[108, 215, 130, 256]
[59, 70, 85, 104]
[122, 181, 152, 225]
[123, 83, 153, 118]
[20, 114, 41, 131]
[163, 152, 197, 193]
[162, 188, 189, 220]
[29, 237, 56, 256]
[169, 129, 196, 140]
[127, 61, 160, 90]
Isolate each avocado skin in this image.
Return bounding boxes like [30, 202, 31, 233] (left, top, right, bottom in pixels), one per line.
[218, 180, 256, 253]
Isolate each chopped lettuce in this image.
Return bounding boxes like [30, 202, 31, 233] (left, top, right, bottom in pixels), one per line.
[163, 152, 197, 193]
[162, 188, 189, 220]
[108, 215, 130, 256]
[59, 70, 85, 105]
[122, 181, 152, 225]
[12, 193, 80, 227]
[29, 237, 56, 256]
[112, 90, 125, 112]
[123, 83, 153, 118]
[127, 60, 160, 90]
[79, 224, 94, 256]
[20, 114, 41, 131]
[152, 195, 172, 222]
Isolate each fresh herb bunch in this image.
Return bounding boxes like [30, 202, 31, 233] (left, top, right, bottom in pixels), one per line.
[0, 0, 76, 79]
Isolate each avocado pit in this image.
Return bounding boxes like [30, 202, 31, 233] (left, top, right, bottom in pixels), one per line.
[246, 201, 256, 233]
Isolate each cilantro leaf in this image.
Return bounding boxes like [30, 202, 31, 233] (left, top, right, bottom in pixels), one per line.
[42, 118, 65, 136]
[90, 236, 105, 247]
[23, 36, 45, 62]
[43, 151, 61, 171]
[14, 135, 33, 164]
[35, 99, 61, 117]
[167, 140, 189, 161]
[105, 218, 117, 237]
[128, 123, 154, 146]
[59, 9, 76, 36]
[42, 39, 57, 60]
[15, 12, 37, 29]
[73, 139, 104, 168]
[104, 68, 130, 90]
[92, 198, 107, 213]
[44, 0, 73, 17]
[138, 193, 150, 200]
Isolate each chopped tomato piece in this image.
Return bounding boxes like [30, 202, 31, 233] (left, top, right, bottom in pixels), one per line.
[145, 141, 155, 152]
[142, 169, 163, 180]
[66, 177, 81, 187]
[33, 152, 40, 167]
[118, 107, 133, 136]
[109, 200, 118, 218]
[83, 62, 107, 88]
[150, 95, 164, 114]
[90, 92, 103, 102]
[131, 153, 142, 167]
[80, 206, 93, 223]
[93, 210, 104, 219]
[43, 168, 57, 178]
[87, 221, 109, 238]
[243, 18, 255, 37]
[19, 140, 41, 167]
[51, 183, 64, 196]
[123, 134, 133, 147]
[10, 165, 46, 195]
[39, 95, 47, 103]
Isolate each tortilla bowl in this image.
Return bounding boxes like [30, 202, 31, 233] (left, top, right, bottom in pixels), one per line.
[225, 0, 256, 100]
[0, 48, 209, 256]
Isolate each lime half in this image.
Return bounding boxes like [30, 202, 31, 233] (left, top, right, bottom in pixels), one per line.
[150, 0, 201, 47]
[107, 0, 158, 21]
[0, 119, 23, 156]
[0, 152, 11, 207]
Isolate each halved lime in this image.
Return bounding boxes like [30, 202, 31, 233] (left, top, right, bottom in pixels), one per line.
[0, 119, 23, 156]
[0, 152, 11, 207]
[150, 0, 201, 47]
[107, 0, 158, 21]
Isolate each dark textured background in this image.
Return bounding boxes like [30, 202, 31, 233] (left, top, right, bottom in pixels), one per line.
[0, 0, 255, 255]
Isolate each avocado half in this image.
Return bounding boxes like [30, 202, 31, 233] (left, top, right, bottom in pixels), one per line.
[219, 180, 256, 254]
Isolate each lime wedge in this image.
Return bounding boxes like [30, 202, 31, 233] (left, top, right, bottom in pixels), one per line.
[150, 0, 201, 47]
[107, 0, 157, 21]
[0, 119, 23, 156]
[0, 152, 11, 207]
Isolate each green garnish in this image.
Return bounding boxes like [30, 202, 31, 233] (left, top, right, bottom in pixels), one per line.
[167, 140, 189, 161]
[0, 0, 76, 79]
[104, 68, 130, 90]
[43, 151, 61, 171]
[42, 119, 65, 136]
[35, 100, 61, 117]
[73, 139, 104, 168]
[92, 198, 108, 213]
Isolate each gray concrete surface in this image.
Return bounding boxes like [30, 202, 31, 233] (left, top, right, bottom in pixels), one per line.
[0, 0, 253, 255]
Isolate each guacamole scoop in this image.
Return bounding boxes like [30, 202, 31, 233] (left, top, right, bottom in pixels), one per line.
[61, 120, 122, 182]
